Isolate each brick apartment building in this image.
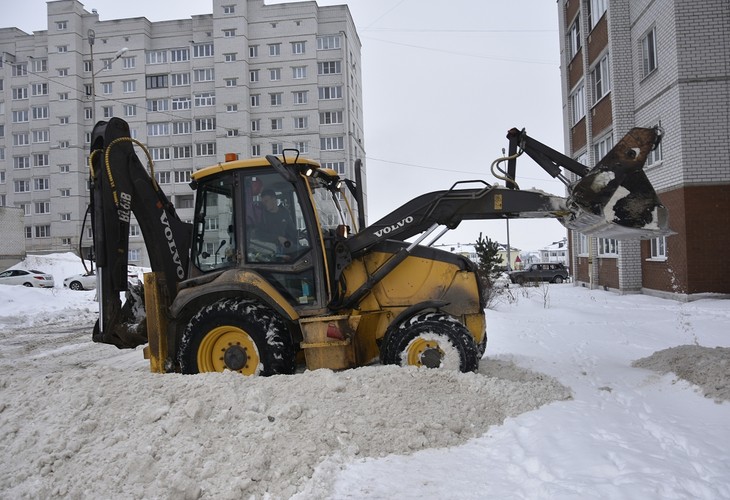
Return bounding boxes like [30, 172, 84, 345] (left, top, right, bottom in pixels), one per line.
[0, 0, 364, 267]
[558, 0, 730, 299]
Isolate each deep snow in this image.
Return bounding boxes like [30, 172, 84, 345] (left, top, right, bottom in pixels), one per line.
[0, 254, 728, 499]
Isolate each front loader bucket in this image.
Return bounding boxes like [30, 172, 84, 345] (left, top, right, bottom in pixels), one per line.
[563, 127, 673, 239]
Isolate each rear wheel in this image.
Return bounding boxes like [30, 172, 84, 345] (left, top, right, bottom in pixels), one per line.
[381, 312, 479, 372]
[23, 282, 33, 287]
[553, 276, 564, 284]
[178, 298, 295, 376]
[69, 281, 83, 290]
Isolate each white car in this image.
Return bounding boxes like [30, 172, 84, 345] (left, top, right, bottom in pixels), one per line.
[63, 272, 97, 291]
[0, 269, 55, 288]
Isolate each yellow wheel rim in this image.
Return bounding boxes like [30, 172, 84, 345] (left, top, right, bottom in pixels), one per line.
[405, 338, 444, 368]
[197, 325, 260, 375]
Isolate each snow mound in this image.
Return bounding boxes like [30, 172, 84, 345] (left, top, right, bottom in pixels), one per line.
[633, 345, 730, 403]
[0, 360, 569, 499]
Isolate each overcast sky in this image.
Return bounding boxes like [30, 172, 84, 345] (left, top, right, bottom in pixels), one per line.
[4, 0, 568, 252]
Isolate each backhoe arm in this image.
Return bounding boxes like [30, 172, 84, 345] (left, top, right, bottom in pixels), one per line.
[89, 117, 192, 348]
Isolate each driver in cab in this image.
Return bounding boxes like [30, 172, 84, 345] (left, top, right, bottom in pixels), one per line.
[257, 189, 296, 253]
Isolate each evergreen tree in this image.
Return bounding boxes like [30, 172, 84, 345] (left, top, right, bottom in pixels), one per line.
[474, 232, 503, 287]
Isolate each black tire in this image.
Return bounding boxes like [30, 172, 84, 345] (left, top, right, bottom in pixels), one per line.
[516, 276, 525, 286]
[69, 281, 83, 290]
[380, 312, 479, 372]
[553, 276, 564, 284]
[476, 327, 488, 359]
[178, 298, 295, 376]
[23, 282, 33, 287]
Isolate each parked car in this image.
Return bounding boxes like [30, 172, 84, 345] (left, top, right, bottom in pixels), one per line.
[0, 269, 55, 288]
[507, 263, 570, 284]
[63, 272, 97, 291]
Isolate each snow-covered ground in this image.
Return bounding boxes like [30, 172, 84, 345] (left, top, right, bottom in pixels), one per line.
[0, 254, 728, 499]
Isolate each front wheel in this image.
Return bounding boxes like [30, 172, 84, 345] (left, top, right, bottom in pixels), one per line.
[380, 312, 479, 372]
[553, 276, 564, 284]
[69, 281, 83, 290]
[178, 298, 295, 376]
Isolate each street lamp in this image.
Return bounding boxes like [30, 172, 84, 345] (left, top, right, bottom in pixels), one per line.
[88, 28, 128, 123]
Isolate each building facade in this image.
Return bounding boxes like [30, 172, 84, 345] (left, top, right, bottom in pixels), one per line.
[0, 0, 365, 267]
[558, 0, 730, 299]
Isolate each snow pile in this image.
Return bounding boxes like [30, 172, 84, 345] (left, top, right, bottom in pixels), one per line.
[633, 345, 730, 402]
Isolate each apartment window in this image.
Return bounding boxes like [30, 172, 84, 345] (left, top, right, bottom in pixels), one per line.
[292, 66, 307, 79]
[318, 86, 342, 100]
[224, 53, 237, 62]
[269, 68, 281, 81]
[194, 92, 215, 107]
[317, 35, 341, 50]
[84, 83, 93, 97]
[58, 68, 69, 77]
[223, 4, 235, 14]
[124, 104, 137, 117]
[320, 111, 344, 125]
[34, 178, 50, 191]
[147, 123, 169, 136]
[14, 156, 31, 169]
[13, 133, 30, 146]
[12, 110, 29, 123]
[568, 14, 581, 59]
[251, 144, 261, 156]
[224, 78, 237, 87]
[195, 118, 216, 132]
[123, 80, 136, 93]
[35, 225, 51, 238]
[31, 83, 48, 96]
[61, 213, 71, 221]
[249, 45, 259, 58]
[146, 74, 168, 89]
[32, 130, 50, 143]
[172, 121, 191, 135]
[59, 140, 70, 149]
[269, 43, 281, 56]
[60, 189, 71, 197]
[173, 146, 192, 159]
[227, 129, 239, 137]
[35, 201, 50, 214]
[293, 117, 308, 129]
[129, 225, 141, 237]
[193, 43, 214, 58]
[171, 72, 190, 86]
[57, 45, 68, 53]
[12, 63, 28, 76]
[291, 41, 306, 55]
[56, 20, 68, 30]
[271, 118, 282, 131]
[251, 119, 260, 131]
[323, 161, 346, 175]
[85, 108, 93, 120]
[646, 127, 663, 166]
[650, 236, 667, 259]
[147, 99, 169, 112]
[597, 238, 617, 256]
[196, 143, 216, 156]
[317, 61, 341, 75]
[32, 59, 48, 72]
[59, 116, 69, 124]
[102, 106, 113, 118]
[250, 94, 260, 107]
[294, 141, 309, 154]
[271, 143, 283, 155]
[270, 93, 282, 106]
[570, 84, 585, 125]
[223, 29, 236, 38]
[151, 147, 170, 161]
[592, 53, 611, 103]
[122, 56, 136, 69]
[129, 249, 141, 262]
[32, 106, 49, 120]
[101, 82, 113, 95]
[171, 48, 190, 62]
[59, 164, 70, 173]
[15, 180, 31, 193]
[293, 91, 308, 105]
[589, 0, 607, 28]
[146, 50, 167, 65]
[226, 104, 238, 112]
[194, 68, 215, 82]
[13, 87, 28, 100]
[176, 194, 194, 207]
[320, 136, 344, 151]
[593, 133, 613, 163]
[641, 27, 657, 78]
[250, 69, 260, 82]
[172, 97, 191, 110]
[33, 154, 49, 167]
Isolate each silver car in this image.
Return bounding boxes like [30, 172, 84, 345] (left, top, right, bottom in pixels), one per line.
[63, 272, 97, 291]
[0, 269, 55, 288]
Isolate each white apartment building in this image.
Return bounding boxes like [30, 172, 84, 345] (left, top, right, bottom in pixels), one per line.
[0, 0, 365, 267]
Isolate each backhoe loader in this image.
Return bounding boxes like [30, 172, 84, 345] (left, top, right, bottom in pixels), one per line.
[86, 118, 670, 374]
